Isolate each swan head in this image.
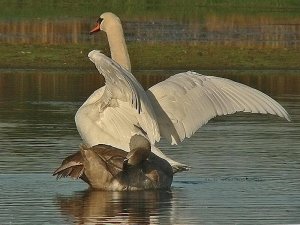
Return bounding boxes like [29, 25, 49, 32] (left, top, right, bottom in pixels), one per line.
[90, 12, 121, 34]
[89, 12, 131, 71]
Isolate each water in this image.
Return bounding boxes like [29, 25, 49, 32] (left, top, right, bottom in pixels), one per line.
[0, 70, 299, 224]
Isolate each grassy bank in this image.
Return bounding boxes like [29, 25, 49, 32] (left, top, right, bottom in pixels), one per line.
[1, 43, 299, 70]
[1, 1, 299, 71]
[1, 0, 300, 20]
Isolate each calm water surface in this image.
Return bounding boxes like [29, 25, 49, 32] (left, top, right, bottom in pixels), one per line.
[0, 70, 300, 224]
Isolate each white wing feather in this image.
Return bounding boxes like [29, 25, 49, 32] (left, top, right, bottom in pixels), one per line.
[75, 50, 160, 150]
[147, 71, 290, 145]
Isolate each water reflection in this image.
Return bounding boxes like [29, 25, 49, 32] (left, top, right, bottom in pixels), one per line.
[56, 190, 173, 225]
[0, 70, 299, 102]
[1, 14, 299, 47]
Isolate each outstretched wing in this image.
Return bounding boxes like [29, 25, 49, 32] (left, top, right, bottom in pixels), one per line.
[75, 51, 160, 151]
[147, 71, 290, 145]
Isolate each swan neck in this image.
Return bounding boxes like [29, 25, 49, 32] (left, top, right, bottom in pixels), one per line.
[106, 23, 131, 72]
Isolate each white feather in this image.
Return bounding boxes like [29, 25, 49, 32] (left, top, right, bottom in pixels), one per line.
[148, 71, 290, 145]
[76, 51, 160, 151]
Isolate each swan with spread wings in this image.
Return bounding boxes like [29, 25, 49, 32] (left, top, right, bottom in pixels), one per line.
[76, 12, 290, 173]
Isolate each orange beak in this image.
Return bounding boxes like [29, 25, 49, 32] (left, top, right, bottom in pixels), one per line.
[89, 23, 100, 35]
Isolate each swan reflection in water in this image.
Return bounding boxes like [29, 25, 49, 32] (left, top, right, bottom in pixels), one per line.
[56, 190, 173, 224]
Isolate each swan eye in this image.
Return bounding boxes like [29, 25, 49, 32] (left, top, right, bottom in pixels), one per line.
[97, 18, 104, 24]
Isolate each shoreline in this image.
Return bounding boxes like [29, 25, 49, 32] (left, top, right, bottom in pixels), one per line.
[1, 43, 299, 71]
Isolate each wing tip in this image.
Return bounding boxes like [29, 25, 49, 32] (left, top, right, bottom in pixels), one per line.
[282, 112, 292, 122]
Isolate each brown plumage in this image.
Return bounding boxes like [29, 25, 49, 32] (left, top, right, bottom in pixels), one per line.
[53, 135, 173, 191]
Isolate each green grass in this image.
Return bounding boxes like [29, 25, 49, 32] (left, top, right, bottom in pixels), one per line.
[1, 43, 299, 70]
[1, 0, 300, 20]
[130, 43, 300, 70]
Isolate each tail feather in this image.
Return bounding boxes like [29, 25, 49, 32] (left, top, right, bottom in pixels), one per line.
[53, 151, 84, 179]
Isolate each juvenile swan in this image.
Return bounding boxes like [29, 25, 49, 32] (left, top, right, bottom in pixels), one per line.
[53, 135, 173, 191]
[75, 13, 291, 174]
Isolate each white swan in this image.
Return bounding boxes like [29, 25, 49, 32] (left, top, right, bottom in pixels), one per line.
[77, 12, 290, 173]
[89, 12, 131, 71]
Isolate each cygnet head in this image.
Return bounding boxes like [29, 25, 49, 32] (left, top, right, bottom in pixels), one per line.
[129, 135, 151, 151]
[126, 135, 151, 166]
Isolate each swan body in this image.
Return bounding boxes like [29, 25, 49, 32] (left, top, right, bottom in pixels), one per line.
[75, 12, 290, 173]
[53, 135, 173, 191]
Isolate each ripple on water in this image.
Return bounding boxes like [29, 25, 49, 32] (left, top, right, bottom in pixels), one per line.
[0, 72, 299, 224]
